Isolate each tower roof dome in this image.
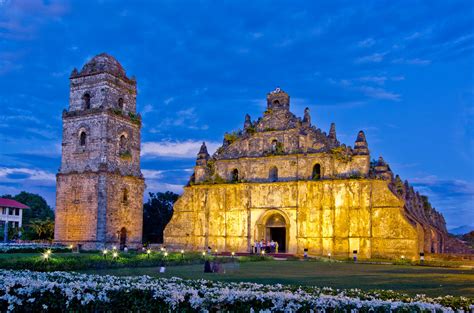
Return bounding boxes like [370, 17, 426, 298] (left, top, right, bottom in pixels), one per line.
[77, 53, 127, 79]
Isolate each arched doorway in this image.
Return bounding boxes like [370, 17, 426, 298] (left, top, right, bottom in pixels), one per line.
[312, 163, 321, 180]
[119, 227, 127, 250]
[269, 166, 278, 182]
[265, 213, 287, 252]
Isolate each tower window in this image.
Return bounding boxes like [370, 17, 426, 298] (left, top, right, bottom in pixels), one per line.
[122, 188, 128, 202]
[273, 100, 280, 105]
[231, 169, 239, 182]
[83, 93, 91, 110]
[271, 139, 278, 152]
[269, 166, 278, 182]
[119, 135, 128, 153]
[118, 98, 124, 110]
[312, 163, 321, 180]
[79, 132, 87, 146]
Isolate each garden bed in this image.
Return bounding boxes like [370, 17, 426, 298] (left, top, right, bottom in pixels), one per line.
[0, 269, 472, 312]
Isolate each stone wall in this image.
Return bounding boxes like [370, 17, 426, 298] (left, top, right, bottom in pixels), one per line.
[54, 54, 144, 250]
[164, 179, 421, 259]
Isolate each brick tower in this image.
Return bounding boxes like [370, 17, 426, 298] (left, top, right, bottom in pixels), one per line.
[54, 53, 145, 250]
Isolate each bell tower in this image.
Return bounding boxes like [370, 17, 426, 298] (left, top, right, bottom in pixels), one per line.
[54, 53, 145, 250]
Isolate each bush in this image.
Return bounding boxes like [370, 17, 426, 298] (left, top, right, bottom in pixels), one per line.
[1, 270, 470, 311]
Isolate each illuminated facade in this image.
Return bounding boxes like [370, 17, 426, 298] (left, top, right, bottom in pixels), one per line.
[164, 88, 448, 259]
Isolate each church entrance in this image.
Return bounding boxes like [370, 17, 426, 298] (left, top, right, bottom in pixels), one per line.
[265, 213, 287, 253]
[269, 227, 286, 252]
[119, 227, 127, 250]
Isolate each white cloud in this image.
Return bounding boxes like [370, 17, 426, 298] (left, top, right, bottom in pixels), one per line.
[358, 86, 400, 101]
[357, 38, 375, 48]
[355, 52, 386, 64]
[141, 140, 220, 158]
[163, 97, 174, 105]
[141, 169, 164, 180]
[392, 58, 431, 65]
[0, 167, 56, 185]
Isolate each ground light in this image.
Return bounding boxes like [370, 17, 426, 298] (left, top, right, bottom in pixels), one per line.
[164, 252, 168, 257]
[146, 249, 151, 258]
[112, 251, 118, 259]
[180, 250, 184, 259]
[102, 249, 108, 259]
[42, 252, 49, 262]
[261, 250, 265, 255]
[328, 252, 331, 259]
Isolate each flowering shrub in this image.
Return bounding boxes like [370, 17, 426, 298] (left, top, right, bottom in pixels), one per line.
[0, 243, 70, 254]
[0, 270, 472, 312]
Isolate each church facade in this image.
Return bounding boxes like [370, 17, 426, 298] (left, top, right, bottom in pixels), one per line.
[54, 54, 145, 250]
[164, 88, 448, 259]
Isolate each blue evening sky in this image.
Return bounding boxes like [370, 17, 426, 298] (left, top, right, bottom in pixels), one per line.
[0, 1, 472, 230]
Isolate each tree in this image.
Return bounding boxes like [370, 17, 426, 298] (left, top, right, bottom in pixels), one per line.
[143, 191, 179, 244]
[1, 192, 55, 240]
[28, 219, 55, 240]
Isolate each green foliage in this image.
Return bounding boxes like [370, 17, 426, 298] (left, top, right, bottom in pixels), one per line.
[112, 108, 123, 116]
[245, 125, 256, 135]
[223, 131, 239, 144]
[128, 112, 141, 126]
[0, 251, 235, 272]
[331, 146, 352, 162]
[119, 150, 132, 159]
[27, 219, 55, 240]
[143, 192, 179, 244]
[264, 108, 273, 115]
[1, 192, 54, 241]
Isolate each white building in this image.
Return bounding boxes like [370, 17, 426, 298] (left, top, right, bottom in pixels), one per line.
[0, 198, 29, 242]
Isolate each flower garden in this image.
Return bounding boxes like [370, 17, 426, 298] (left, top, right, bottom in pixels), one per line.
[1, 269, 473, 312]
[0, 243, 473, 312]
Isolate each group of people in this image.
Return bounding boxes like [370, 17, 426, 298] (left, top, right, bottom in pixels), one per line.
[253, 239, 279, 254]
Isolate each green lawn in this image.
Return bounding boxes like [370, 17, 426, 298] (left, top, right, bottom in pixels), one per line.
[81, 260, 474, 298]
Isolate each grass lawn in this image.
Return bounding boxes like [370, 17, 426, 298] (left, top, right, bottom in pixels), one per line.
[81, 260, 474, 298]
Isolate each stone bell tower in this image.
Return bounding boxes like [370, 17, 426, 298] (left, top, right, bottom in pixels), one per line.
[54, 53, 145, 250]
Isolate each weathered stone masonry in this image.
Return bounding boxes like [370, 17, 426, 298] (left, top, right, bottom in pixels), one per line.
[54, 54, 144, 250]
[165, 88, 449, 259]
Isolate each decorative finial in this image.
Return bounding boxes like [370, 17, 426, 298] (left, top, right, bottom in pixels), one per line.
[244, 114, 252, 129]
[329, 123, 337, 142]
[302, 107, 311, 126]
[354, 130, 369, 155]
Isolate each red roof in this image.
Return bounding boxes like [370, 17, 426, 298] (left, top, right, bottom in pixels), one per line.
[0, 198, 29, 209]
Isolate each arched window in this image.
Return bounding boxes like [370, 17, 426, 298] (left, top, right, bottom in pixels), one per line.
[118, 98, 124, 110]
[271, 139, 278, 152]
[122, 188, 128, 202]
[269, 166, 278, 182]
[312, 163, 321, 180]
[79, 132, 87, 146]
[273, 100, 280, 105]
[231, 169, 239, 182]
[119, 135, 128, 153]
[83, 93, 91, 110]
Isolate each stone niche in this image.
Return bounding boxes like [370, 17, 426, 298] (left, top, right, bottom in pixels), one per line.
[164, 179, 421, 260]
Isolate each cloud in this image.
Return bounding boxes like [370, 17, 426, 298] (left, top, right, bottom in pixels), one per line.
[141, 140, 220, 158]
[0, 167, 56, 185]
[357, 38, 375, 48]
[355, 52, 386, 64]
[392, 58, 431, 65]
[155, 107, 209, 130]
[163, 97, 175, 105]
[409, 175, 474, 229]
[358, 86, 401, 101]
